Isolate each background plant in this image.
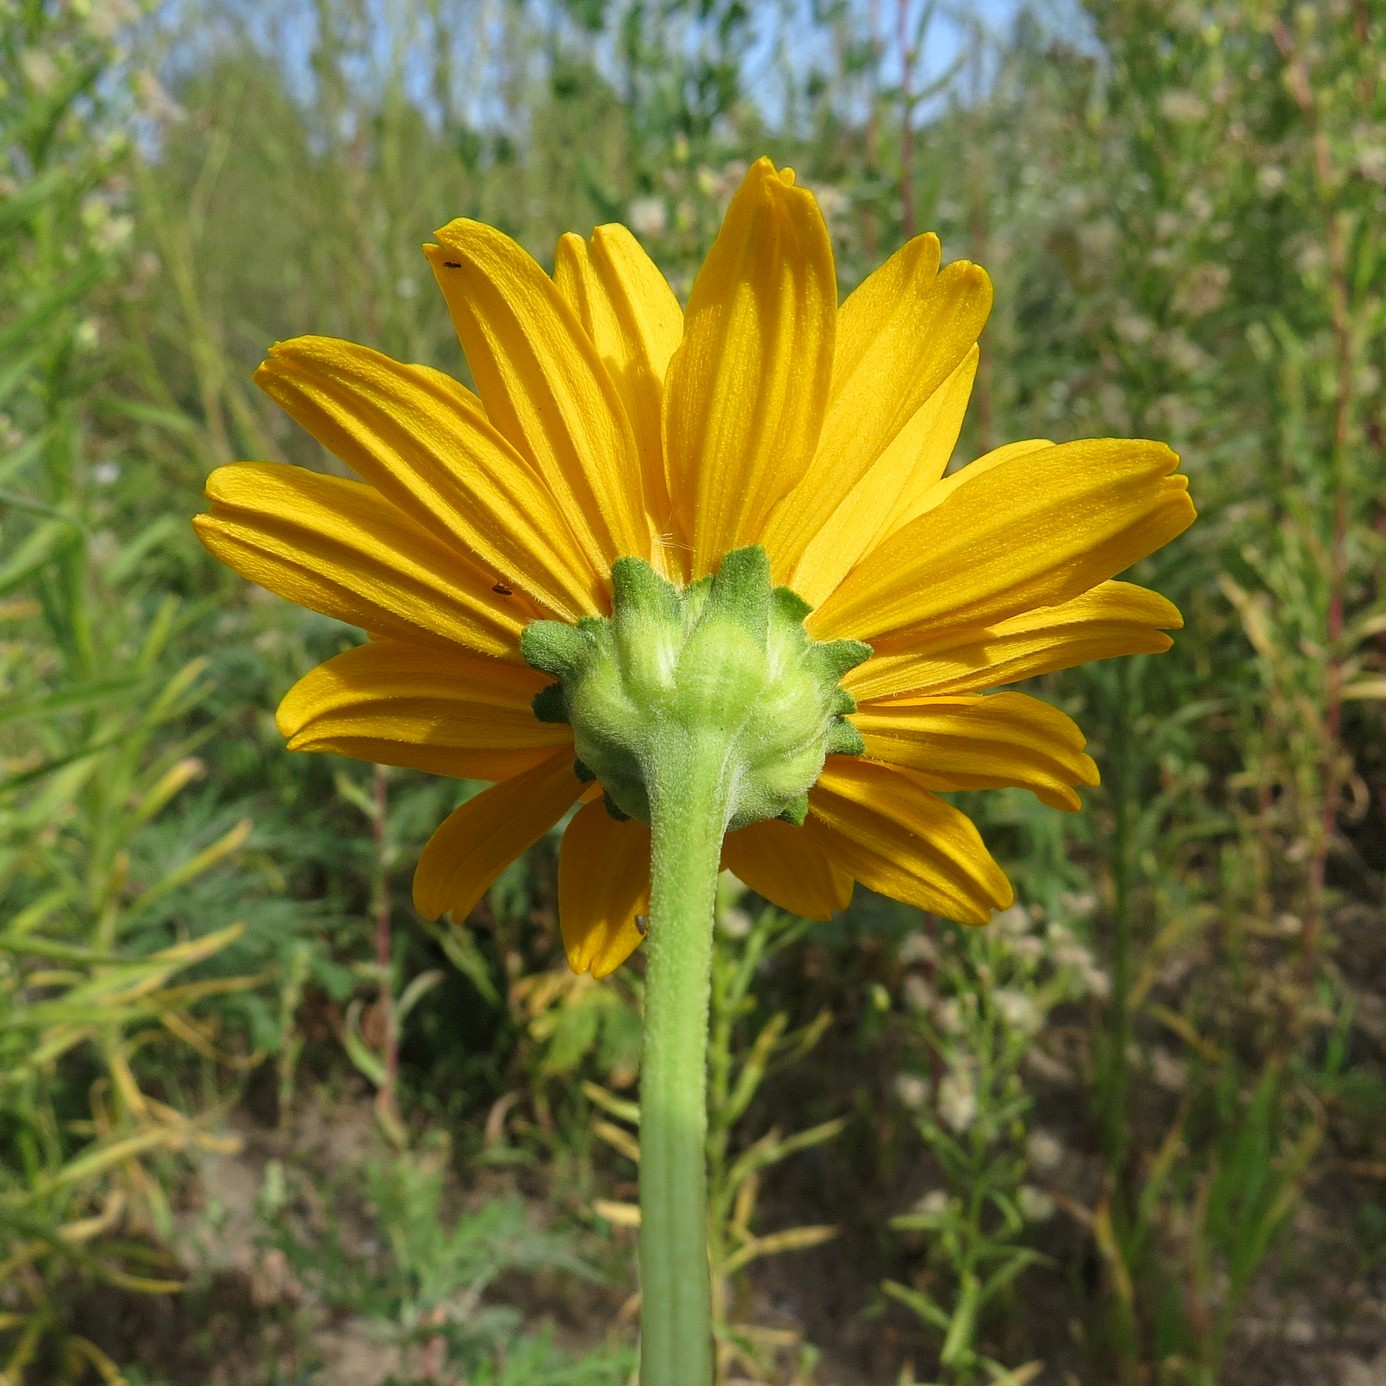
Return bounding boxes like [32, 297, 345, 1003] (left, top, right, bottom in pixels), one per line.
[0, 2, 260, 1379]
[883, 900, 1106, 1386]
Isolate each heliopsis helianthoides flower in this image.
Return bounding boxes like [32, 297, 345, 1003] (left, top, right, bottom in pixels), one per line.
[194, 157, 1195, 981]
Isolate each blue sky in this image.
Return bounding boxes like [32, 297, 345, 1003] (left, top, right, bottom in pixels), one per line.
[176, 0, 1067, 136]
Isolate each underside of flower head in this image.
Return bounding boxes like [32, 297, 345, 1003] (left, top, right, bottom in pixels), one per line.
[522, 545, 868, 832]
[194, 156, 1196, 978]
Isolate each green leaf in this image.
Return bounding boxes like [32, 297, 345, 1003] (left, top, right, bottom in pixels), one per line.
[342, 999, 388, 1087]
[417, 918, 500, 1007]
[0, 518, 80, 596]
[883, 1279, 951, 1334]
[394, 969, 444, 1028]
[0, 258, 106, 360]
[0, 677, 141, 729]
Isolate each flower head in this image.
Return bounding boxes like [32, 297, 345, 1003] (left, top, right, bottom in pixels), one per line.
[195, 157, 1194, 978]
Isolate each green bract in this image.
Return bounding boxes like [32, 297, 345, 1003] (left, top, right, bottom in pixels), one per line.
[521, 546, 869, 833]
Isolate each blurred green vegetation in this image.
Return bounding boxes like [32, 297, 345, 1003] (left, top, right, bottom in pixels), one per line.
[2, 0, 1384, 1382]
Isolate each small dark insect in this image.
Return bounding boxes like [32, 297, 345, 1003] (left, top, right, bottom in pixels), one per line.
[442, 260, 462, 269]
[492, 582, 513, 596]
[635, 914, 649, 937]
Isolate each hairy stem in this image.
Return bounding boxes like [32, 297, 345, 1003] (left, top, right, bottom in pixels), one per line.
[639, 732, 729, 1386]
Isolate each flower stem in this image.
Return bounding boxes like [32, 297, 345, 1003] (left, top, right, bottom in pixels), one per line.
[639, 732, 728, 1386]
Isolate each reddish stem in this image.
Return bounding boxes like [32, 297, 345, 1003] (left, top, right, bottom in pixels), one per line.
[373, 763, 398, 1122]
[897, 0, 915, 237]
[1271, 21, 1353, 976]
[863, 0, 882, 261]
[966, 40, 991, 456]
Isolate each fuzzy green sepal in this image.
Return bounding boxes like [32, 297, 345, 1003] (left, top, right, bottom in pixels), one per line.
[825, 717, 866, 758]
[522, 547, 870, 833]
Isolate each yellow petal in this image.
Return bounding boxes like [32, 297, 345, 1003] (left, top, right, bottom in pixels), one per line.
[808, 758, 1013, 924]
[426, 222, 650, 570]
[557, 801, 650, 977]
[413, 751, 584, 921]
[275, 638, 571, 781]
[762, 237, 992, 581]
[853, 692, 1099, 812]
[786, 347, 978, 607]
[662, 157, 836, 577]
[880, 436, 1051, 546]
[844, 580, 1183, 701]
[553, 225, 684, 578]
[255, 337, 605, 620]
[194, 463, 529, 659]
[811, 438, 1195, 643]
[721, 817, 853, 919]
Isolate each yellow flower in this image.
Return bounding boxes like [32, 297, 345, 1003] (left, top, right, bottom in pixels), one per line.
[195, 157, 1194, 979]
